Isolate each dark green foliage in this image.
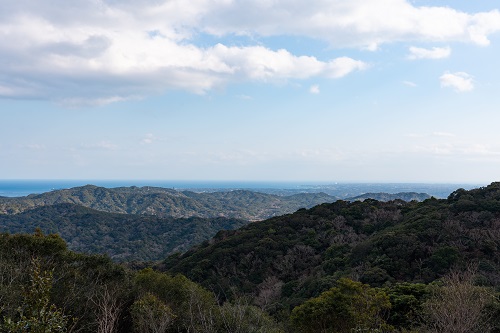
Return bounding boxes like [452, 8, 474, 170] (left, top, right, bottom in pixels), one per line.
[2, 183, 500, 332]
[2, 258, 70, 333]
[163, 182, 500, 321]
[385, 282, 431, 329]
[0, 232, 283, 333]
[290, 278, 392, 333]
[0, 203, 246, 261]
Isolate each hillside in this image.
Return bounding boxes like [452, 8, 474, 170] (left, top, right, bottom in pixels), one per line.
[162, 183, 500, 314]
[0, 185, 338, 220]
[0, 203, 246, 261]
[0, 184, 434, 221]
[1, 184, 499, 332]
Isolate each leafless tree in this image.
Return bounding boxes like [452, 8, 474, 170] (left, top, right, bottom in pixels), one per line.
[91, 284, 123, 333]
[185, 284, 218, 333]
[255, 276, 283, 310]
[423, 264, 496, 333]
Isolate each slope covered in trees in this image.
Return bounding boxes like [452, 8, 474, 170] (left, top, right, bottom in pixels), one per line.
[0, 203, 247, 261]
[1, 184, 500, 332]
[0, 185, 337, 220]
[0, 185, 432, 221]
[162, 183, 500, 321]
[0, 231, 283, 333]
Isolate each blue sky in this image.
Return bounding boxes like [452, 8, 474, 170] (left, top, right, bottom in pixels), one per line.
[1, 0, 500, 183]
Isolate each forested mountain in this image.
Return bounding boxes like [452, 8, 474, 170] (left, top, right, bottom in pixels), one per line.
[162, 183, 500, 320]
[1, 184, 499, 332]
[0, 203, 247, 261]
[0, 185, 432, 221]
[0, 185, 337, 220]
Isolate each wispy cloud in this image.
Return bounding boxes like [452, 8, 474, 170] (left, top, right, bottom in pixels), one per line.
[19, 144, 47, 150]
[432, 131, 455, 138]
[309, 84, 320, 94]
[406, 131, 456, 138]
[403, 81, 417, 87]
[81, 141, 118, 150]
[141, 134, 154, 145]
[408, 46, 451, 60]
[440, 72, 474, 92]
[413, 143, 500, 157]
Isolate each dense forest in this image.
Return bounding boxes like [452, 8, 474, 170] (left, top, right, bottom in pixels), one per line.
[0, 203, 246, 261]
[0, 183, 499, 332]
[161, 183, 500, 331]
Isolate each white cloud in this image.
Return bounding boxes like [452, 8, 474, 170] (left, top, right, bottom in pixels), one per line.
[408, 46, 451, 60]
[412, 143, 500, 157]
[0, 0, 498, 104]
[406, 131, 455, 138]
[200, 1, 500, 48]
[141, 134, 154, 145]
[81, 141, 118, 150]
[20, 144, 47, 150]
[440, 72, 474, 92]
[309, 85, 320, 94]
[432, 132, 455, 138]
[403, 80, 417, 87]
[208, 44, 366, 82]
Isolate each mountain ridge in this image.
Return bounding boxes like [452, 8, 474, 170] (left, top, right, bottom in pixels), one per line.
[0, 185, 432, 220]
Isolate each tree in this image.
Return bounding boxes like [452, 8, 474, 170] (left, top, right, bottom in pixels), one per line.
[91, 284, 124, 333]
[219, 297, 283, 333]
[130, 293, 175, 333]
[2, 257, 69, 333]
[423, 266, 497, 333]
[133, 268, 219, 333]
[290, 278, 392, 333]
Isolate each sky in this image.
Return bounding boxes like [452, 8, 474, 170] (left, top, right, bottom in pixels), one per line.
[1, 0, 500, 183]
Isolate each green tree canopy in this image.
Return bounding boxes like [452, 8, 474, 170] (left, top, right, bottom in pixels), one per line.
[290, 278, 391, 333]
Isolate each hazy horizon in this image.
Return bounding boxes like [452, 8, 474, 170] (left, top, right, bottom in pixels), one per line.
[0, 179, 488, 199]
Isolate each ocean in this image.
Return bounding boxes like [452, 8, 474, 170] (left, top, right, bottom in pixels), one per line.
[0, 179, 486, 199]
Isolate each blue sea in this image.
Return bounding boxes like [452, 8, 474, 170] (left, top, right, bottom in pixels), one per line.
[0, 180, 328, 197]
[0, 179, 486, 199]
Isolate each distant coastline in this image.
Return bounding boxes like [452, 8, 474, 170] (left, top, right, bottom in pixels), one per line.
[0, 179, 486, 199]
[0, 179, 326, 197]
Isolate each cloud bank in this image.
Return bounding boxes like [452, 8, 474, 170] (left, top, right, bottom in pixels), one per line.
[0, 0, 498, 103]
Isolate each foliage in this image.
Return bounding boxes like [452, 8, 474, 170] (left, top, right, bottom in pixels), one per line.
[385, 282, 431, 330]
[130, 293, 175, 333]
[290, 278, 392, 333]
[164, 183, 500, 317]
[0, 203, 246, 261]
[0, 231, 283, 333]
[2, 258, 69, 333]
[2, 183, 500, 332]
